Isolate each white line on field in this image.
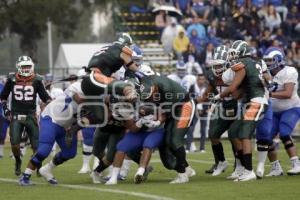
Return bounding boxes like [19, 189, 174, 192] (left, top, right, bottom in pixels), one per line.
[0, 178, 175, 200]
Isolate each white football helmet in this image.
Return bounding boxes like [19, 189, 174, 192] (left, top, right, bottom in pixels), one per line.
[16, 56, 34, 77]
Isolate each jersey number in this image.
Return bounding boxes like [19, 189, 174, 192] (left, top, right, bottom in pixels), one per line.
[14, 85, 34, 101]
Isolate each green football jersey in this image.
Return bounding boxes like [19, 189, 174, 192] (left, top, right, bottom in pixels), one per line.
[0, 73, 51, 114]
[149, 74, 187, 104]
[238, 57, 265, 102]
[88, 43, 126, 76]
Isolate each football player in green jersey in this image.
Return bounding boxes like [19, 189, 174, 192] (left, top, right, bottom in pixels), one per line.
[214, 40, 268, 181]
[0, 56, 51, 176]
[139, 75, 196, 184]
[197, 46, 241, 177]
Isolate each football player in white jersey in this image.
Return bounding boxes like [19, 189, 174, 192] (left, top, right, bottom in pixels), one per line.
[19, 76, 86, 185]
[168, 60, 197, 92]
[263, 47, 300, 176]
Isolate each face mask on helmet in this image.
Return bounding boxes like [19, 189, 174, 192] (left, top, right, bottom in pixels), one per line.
[263, 48, 284, 72]
[132, 55, 143, 66]
[263, 55, 282, 71]
[211, 59, 227, 77]
[16, 56, 34, 77]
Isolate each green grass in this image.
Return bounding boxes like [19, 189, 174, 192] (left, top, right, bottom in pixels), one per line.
[1, 140, 300, 200]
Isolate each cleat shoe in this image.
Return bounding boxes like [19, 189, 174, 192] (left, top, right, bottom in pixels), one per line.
[105, 178, 117, 185]
[227, 166, 244, 180]
[39, 165, 57, 184]
[47, 178, 58, 185]
[134, 173, 144, 184]
[170, 173, 189, 184]
[237, 169, 256, 182]
[185, 166, 196, 177]
[78, 166, 91, 174]
[205, 163, 217, 174]
[15, 159, 22, 176]
[212, 161, 228, 176]
[256, 163, 265, 179]
[287, 161, 300, 176]
[90, 171, 103, 184]
[266, 161, 283, 177]
[19, 174, 33, 186]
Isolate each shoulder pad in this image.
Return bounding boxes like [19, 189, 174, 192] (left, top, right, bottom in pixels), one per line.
[34, 74, 44, 81]
[7, 72, 16, 82]
[231, 62, 245, 72]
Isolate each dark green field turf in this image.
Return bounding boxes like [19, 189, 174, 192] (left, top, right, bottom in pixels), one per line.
[1, 140, 300, 200]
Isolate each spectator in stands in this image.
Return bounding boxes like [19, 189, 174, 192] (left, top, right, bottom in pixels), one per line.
[183, 43, 205, 64]
[186, 17, 206, 40]
[173, 0, 191, 15]
[268, 0, 288, 21]
[264, 4, 281, 32]
[209, 0, 223, 19]
[259, 28, 273, 52]
[204, 42, 214, 67]
[161, 17, 184, 54]
[185, 55, 203, 75]
[173, 29, 190, 59]
[189, 29, 206, 54]
[274, 28, 288, 49]
[155, 10, 169, 37]
[247, 18, 261, 39]
[186, 73, 208, 153]
[207, 19, 222, 46]
[283, 5, 300, 39]
[249, 4, 261, 22]
[190, 0, 210, 24]
[216, 17, 230, 39]
[233, 15, 248, 40]
[286, 49, 298, 67]
[251, 0, 266, 9]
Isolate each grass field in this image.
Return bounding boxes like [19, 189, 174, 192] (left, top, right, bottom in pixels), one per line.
[1, 139, 300, 200]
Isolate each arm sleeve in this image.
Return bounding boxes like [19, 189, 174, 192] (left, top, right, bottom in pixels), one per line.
[36, 80, 51, 103]
[0, 79, 12, 101]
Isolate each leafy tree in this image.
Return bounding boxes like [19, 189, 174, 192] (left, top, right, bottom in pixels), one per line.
[0, 0, 80, 61]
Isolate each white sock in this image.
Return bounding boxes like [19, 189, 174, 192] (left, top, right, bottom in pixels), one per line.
[48, 160, 56, 169]
[82, 155, 92, 167]
[0, 144, 4, 156]
[136, 167, 145, 175]
[82, 144, 93, 167]
[291, 156, 300, 166]
[120, 159, 132, 177]
[24, 168, 33, 175]
[236, 158, 242, 168]
[257, 151, 268, 165]
[109, 167, 121, 182]
[93, 157, 99, 170]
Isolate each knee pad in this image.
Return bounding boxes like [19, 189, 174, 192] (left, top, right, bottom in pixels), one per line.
[280, 135, 294, 150]
[30, 153, 47, 168]
[53, 153, 68, 166]
[256, 139, 272, 151]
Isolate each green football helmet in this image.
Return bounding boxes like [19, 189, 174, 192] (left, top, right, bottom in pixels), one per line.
[228, 40, 251, 61]
[116, 32, 133, 46]
[16, 56, 35, 77]
[210, 49, 229, 77]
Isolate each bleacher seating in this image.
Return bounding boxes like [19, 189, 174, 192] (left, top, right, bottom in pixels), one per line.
[115, 12, 177, 73]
